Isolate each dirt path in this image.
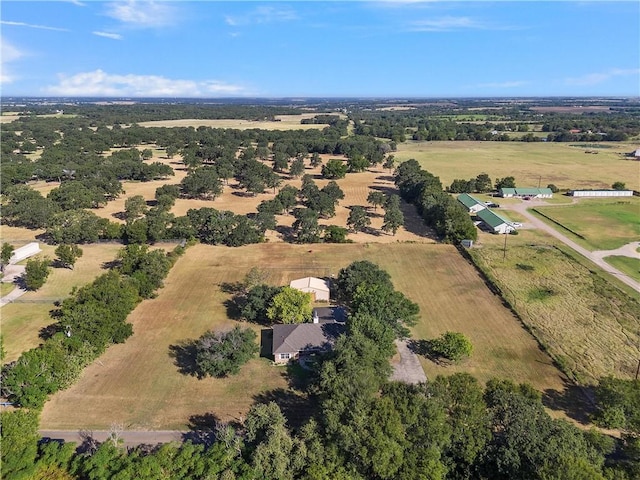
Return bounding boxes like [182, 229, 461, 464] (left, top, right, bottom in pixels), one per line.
[390, 339, 427, 384]
[592, 241, 640, 261]
[39, 430, 185, 448]
[506, 201, 639, 292]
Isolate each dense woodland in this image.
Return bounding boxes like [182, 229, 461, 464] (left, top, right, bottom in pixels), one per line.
[2, 99, 639, 479]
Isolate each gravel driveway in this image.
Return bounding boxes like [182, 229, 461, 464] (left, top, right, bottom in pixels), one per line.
[390, 339, 427, 384]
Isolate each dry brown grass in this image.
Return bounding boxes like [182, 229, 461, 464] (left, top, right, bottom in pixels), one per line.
[137, 114, 340, 130]
[40, 242, 565, 430]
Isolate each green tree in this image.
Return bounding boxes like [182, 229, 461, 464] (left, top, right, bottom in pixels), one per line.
[430, 331, 473, 362]
[324, 225, 349, 243]
[141, 148, 153, 161]
[382, 201, 404, 235]
[495, 176, 516, 190]
[193, 326, 258, 378]
[180, 167, 223, 199]
[367, 190, 386, 211]
[310, 152, 322, 168]
[347, 154, 369, 173]
[124, 195, 148, 222]
[1, 410, 40, 480]
[347, 206, 371, 232]
[54, 244, 83, 270]
[23, 256, 51, 290]
[289, 157, 306, 178]
[475, 173, 493, 193]
[266, 286, 313, 324]
[1, 242, 14, 272]
[383, 155, 395, 171]
[240, 284, 283, 323]
[292, 208, 321, 244]
[321, 159, 347, 179]
[612, 181, 627, 190]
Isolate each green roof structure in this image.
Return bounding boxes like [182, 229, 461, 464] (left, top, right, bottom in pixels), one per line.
[457, 193, 485, 209]
[476, 208, 512, 229]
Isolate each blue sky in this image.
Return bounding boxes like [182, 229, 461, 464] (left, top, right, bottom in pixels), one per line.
[1, 1, 639, 98]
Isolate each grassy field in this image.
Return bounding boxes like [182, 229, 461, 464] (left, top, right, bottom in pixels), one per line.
[533, 198, 640, 251]
[468, 228, 640, 384]
[605, 256, 640, 282]
[395, 141, 639, 191]
[1, 242, 125, 363]
[137, 113, 342, 130]
[40, 242, 565, 430]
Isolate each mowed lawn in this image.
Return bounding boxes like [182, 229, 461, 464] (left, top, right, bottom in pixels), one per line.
[605, 256, 640, 282]
[1, 242, 124, 363]
[40, 242, 565, 430]
[533, 198, 640, 251]
[394, 141, 640, 191]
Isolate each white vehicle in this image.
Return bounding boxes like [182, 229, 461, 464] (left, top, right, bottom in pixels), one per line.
[509, 222, 523, 228]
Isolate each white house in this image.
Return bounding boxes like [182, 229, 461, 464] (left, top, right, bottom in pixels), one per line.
[9, 242, 41, 264]
[289, 277, 330, 302]
[476, 209, 515, 234]
[457, 193, 487, 214]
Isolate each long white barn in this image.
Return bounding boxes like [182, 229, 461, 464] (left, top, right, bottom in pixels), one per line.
[569, 190, 634, 197]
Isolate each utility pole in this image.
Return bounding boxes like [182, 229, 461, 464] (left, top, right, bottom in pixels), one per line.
[538, 175, 542, 188]
[503, 231, 508, 260]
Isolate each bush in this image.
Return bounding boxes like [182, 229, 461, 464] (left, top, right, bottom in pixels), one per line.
[430, 331, 473, 363]
[23, 256, 51, 291]
[194, 327, 258, 378]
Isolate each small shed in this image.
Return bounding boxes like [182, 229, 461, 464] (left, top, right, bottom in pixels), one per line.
[9, 242, 41, 264]
[289, 277, 330, 302]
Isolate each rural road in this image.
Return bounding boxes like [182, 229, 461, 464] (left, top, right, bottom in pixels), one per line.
[507, 201, 639, 292]
[390, 339, 428, 384]
[0, 265, 26, 307]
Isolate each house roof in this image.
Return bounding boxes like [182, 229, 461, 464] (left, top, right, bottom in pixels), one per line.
[500, 187, 552, 196]
[500, 188, 517, 195]
[457, 193, 485, 209]
[476, 208, 512, 228]
[289, 277, 330, 293]
[272, 323, 345, 355]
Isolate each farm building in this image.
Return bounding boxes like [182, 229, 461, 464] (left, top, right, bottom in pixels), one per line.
[9, 242, 41, 264]
[271, 322, 344, 364]
[568, 190, 634, 198]
[457, 193, 487, 213]
[289, 276, 330, 301]
[499, 187, 553, 198]
[476, 209, 515, 234]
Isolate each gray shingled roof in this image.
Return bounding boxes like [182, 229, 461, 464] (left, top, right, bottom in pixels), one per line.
[272, 323, 345, 355]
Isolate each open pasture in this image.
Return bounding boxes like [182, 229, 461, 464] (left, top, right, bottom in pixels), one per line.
[394, 141, 639, 191]
[137, 113, 339, 130]
[469, 228, 640, 384]
[40, 242, 565, 430]
[533, 198, 640, 251]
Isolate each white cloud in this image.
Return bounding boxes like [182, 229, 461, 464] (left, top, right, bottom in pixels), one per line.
[565, 68, 640, 86]
[44, 70, 247, 97]
[93, 31, 123, 40]
[408, 16, 517, 32]
[105, 1, 177, 28]
[0, 37, 25, 84]
[225, 6, 298, 27]
[0, 20, 69, 32]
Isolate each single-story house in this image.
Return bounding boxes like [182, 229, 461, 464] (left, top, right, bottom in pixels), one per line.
[289, 277, 330, 302]
[568, 190, 634, 198]
[476, 209, 515, 234]
[457, 193, 487, 214]
[272, 322, 345, 364]
[9, 242, 41, 264]
[499, 188, 553, 199]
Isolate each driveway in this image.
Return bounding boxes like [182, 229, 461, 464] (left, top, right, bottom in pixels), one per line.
[506, 200, 639, 292]
[390, 339, 427, 384]
[0, 265, 26, 307]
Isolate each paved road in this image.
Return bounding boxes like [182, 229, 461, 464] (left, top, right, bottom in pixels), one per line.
[507, 200, 639, 292]
[40, 430, 186, 448]
[390, 339, 427, 384]
[0, 265, 26, 307]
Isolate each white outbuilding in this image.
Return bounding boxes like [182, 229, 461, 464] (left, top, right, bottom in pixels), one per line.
[9, 242, 41, 264]
[289, 277, 330, 302]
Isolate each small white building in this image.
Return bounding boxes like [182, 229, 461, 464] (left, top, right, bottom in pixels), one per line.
[569, 190, 634, 198]
[289, 277, 330, 302]
[9, 242, 41, 264]
[476, 209, 515, 235]
[457, 193, 487, 214]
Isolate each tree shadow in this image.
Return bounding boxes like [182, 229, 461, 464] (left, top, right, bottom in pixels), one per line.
[168, 340, 199, 377]
[260, 328, 273, 358]
[542, 381, 597, 425]
[39, 323, 60, 341]
[407, 339, 449, 366]
[112, 211, 127, 221]
[375, 175, 395, 183]
[252, 388, 316, 431]
[183, 412, 223, 446]
[101, 259, 121, 270]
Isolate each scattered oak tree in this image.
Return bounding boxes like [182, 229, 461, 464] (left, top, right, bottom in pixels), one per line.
[54, 244, 83, 270]
[347, 206, 371, 233]
[23, 256, 51, 291]
[194, 326, 258, 378]
[1, 242, 14, 272]
[430, 331, 473, 363]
